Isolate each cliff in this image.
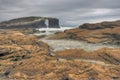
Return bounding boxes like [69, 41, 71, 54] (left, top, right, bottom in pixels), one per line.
[0, 16, 60, 29]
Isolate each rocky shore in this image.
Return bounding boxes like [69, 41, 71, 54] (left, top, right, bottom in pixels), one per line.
[0, 29, 120, 80]
[0, 20, 120, 80]
[49, 20, 120, 45]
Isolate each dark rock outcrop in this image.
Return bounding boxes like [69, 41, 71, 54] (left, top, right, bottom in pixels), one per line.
[79, 20, 120, 30]
[48, 18, 59, 28]
[0, 17, 60, 29]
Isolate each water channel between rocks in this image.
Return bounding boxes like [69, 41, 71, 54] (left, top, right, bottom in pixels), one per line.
[41, 38, 120, 51]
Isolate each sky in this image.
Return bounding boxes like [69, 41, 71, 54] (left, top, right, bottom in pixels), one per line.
[0, 0, 120, 27]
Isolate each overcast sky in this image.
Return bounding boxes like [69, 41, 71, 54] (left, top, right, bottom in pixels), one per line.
[0, 0, 120, 26]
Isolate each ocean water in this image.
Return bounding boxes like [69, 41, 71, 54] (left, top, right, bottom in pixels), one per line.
[35, 27, 75, 35]
[37, 26, 75, 31]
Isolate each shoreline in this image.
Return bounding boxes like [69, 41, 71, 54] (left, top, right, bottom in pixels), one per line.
[41, 38, 120, 51]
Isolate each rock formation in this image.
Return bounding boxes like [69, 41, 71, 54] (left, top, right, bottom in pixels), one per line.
[0, 30, 120, 80]
[48, 18, 59, 28]
[79, 20, 120, 30]
[49, 20, 120, 45]
[0, 17, 60, 29]
[56, 48, 120, 65]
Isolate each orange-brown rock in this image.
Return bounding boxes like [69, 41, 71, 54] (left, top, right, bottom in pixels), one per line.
[49, 20, 120, 44]
[0, 30, 120, 80]
[56, 48, 120, 64]
[0, 30, 51, 79]
[9, 60, 120, 80]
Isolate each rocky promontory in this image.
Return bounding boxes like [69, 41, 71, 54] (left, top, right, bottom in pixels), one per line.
[0, 17, 60, 29]
[49, 20, 120, 45]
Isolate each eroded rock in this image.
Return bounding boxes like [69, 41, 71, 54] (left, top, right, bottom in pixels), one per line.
[0, 17, 60, 29]
[0, 30, 120, 80]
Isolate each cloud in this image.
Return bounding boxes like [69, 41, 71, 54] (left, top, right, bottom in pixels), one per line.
[0, 0, 120, 26]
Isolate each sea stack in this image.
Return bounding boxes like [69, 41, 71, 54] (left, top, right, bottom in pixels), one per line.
[0, 16, 60, 29]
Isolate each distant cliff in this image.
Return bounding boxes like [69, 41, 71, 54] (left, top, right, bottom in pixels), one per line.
[0, 16, 60, 29]
[79, 20, 120, 30]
